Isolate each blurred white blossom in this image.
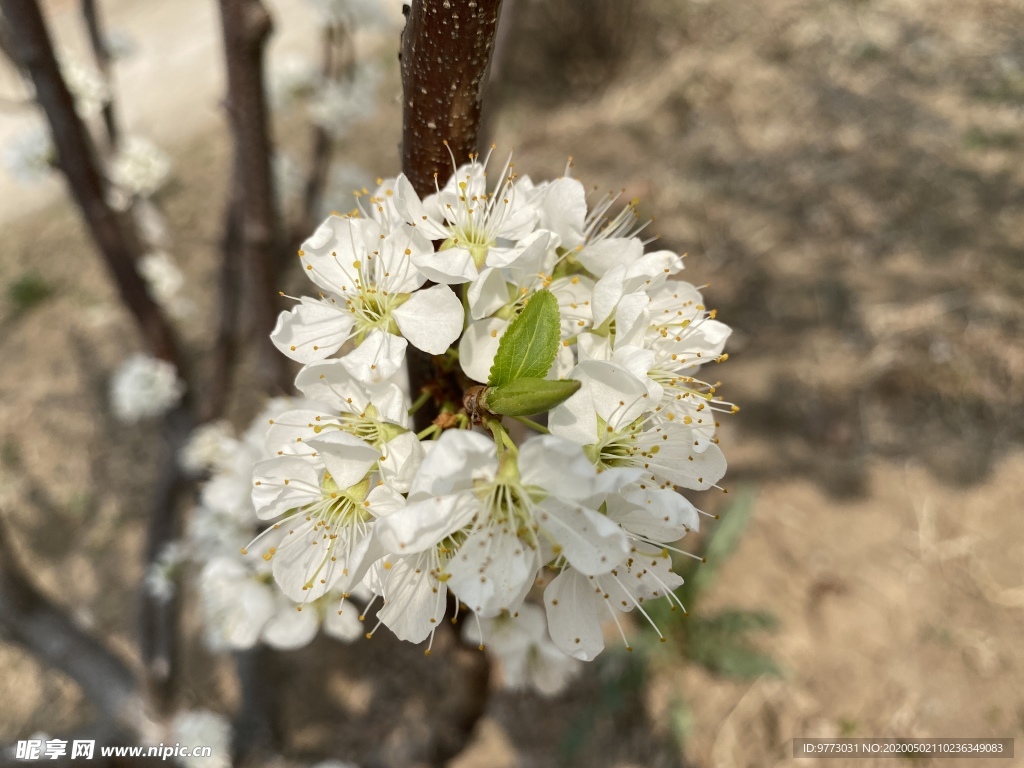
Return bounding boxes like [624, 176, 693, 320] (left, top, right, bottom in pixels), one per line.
[2, 122, 55, 184]
[108, 136, 171, 204]
[138, 251, 192, 319]
[307, 65, 380, 139]
[60, 58, 110, 118]
[169, 710, 231, 768]
[109, 353, 184, 422]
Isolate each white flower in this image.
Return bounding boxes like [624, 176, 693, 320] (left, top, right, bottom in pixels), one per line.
[308, 65, 380, 140]
[465, 603, 581, 696]
[544, 540, 685, 661]
[168, 710, 231, 768]
[549, 360, 727, 492]
[179, 420, 235, 474]
[385, 158, 542, 284]
[109, 353, 185, 422]
[60, 58, 109, 118]
[306, 0, 395, 29]
[271, 216, 463, 382]
[2, 122, 55, 184]
[108, 136, 171, 200]
[199, 557, 277, 650]
[269, 53, 321, 109]
[374, 431, 634, 623]
[139, 251, 192, 319]
[144, 541, 187, 603]
[250, 433, 404, 602]
[269, 360, 421, 490]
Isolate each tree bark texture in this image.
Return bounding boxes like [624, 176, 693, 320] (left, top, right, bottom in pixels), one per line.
[400, 0, 504, 198]
[0, 0, 182, 368]
[399, 3, 504, 764]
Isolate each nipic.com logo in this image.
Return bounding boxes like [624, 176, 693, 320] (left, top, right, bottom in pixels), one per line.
[14, 739, 214, 761]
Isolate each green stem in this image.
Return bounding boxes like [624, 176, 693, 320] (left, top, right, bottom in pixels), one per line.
[408, 388, 432, 416]
[509, 414, 549, 434]
[416, 424, 440, 440]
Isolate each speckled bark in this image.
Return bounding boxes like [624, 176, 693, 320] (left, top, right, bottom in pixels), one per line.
[400, 0, 504, 198]
[399, 4, 503, 765]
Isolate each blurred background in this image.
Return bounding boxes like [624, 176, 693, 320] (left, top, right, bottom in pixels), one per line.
[1, 0, 1023, 766]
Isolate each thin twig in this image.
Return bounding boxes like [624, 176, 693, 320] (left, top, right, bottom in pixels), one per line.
[0, 0, 182, 369]
[202, 157, 245, 423]
[138, 404, 193, 712]
[80, 0, 119, 149]
[217, 0, 289, 395]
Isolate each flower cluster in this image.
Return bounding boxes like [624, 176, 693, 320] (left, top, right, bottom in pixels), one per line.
[250, 154, 735, 691]
[178, 400, 368, 652]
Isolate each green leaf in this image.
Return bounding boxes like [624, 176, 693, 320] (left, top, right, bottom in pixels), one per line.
[487, 290, 561, 387]
[483, 378, 581, 416]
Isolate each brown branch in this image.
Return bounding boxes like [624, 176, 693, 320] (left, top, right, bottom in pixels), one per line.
[217, 0, 288, 394]
[0, 0, 182, 369]
[138, 405, 193, 712]
[231, 646, 284, 765]
[400, 0, 503, 197]
[80, 0, 119, 149]
[399, 2, 504, 762]
[0, 514, 145, 735]
[202, 160, 245, 422]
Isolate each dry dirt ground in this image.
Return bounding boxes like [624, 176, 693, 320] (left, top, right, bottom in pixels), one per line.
[2, 0, 1024, 767]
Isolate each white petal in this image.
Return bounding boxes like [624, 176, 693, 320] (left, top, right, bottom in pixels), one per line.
[375, 493, 479, 554]
[407, 429, 496, 498]
[411, 245, 479, 284]
[458, 317, 507, 384]
[517, 435, 596, 500]
[576, 332, 613, 362]
[293, 359, 371, 409]
[547, 372, 598, 446]
[606, 485, 698, 542]
[323, 599, 364, 642]
[272, 521, 379, 600]
[393, 284, 464, 354]
[539, 177, 587, 248]
[251, 456, 322, 519]
[575, 360, 649, 430]
[377, 553, 446, 643]
[536, 497, 629, 576]
[266, 408, 334, 456]
[305, 431, 380, 490]
[467, 267, 510, 320]
[261, 602, 319, 650]
[299, 216, 379, 295]
[270, 298, 353, 364]
[543, 568, 605, 661]
[578, 237, 643, 278]
[377, 431, 423, 493]
[446, 527, 538, 617]
[341, 329, 407, 383]
[636, 427, 727, 490]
